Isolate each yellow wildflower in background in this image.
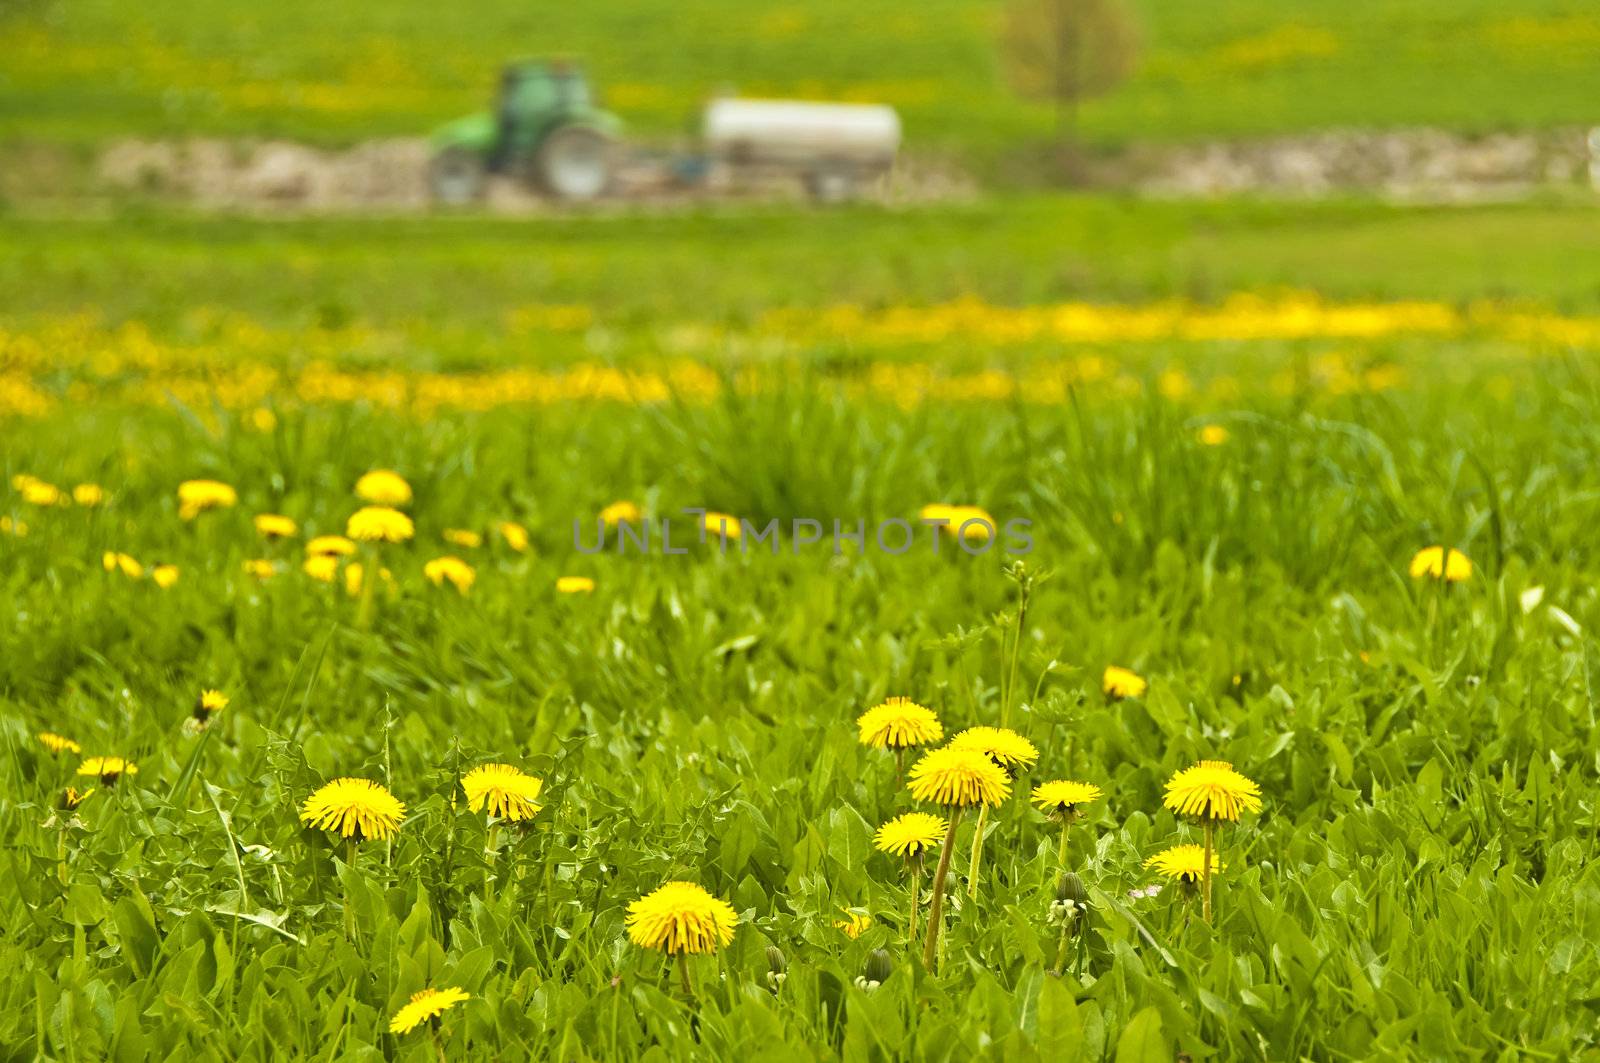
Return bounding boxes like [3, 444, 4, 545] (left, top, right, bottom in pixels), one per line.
[72, 483, 105, 506]
[20, 479, 61, 506]
[626, 881, 738, 955]
[857, 697, 943, 750]
[303, 555, 339, 582]
[178, 479, 237, 520]
[497, 521, 529, 552]
[907, 747, 1010, 807]
[834, 909, 871, 939]
[0, 516, 26, 536]
[196, 689, 229, 718]
[555, 575, 595, 594]
[424, 556, 475, 593]
[874, 811, 947, 858]
[600, 500, 641, 526]
[919, 503, 996, 543]
[37, 732, 81, 755]
[347, 506, 414, 543]
[950, 726, 1039, 772]
[77, 756, 137, 783]
[60, 786, 94, 810]
[1030, 780, 1103, 817]
[343, 562, 392, 597]
[254, 513, 298, 539]
[103, 552, 143, 579]
[1102, 665, 1147, 699]
[1197, 424, 1230, 446]
[702, 510, 742, 540]
[243, 559, 277, 580]
[355, 469, 412, 506]
[1409, 546, 1472, 582]
[1163, 760, 1262, 822]
[443, 528, 482, 549]
[461, 763, 544, 822]
[1144, 843, 1221, 883]
[388, 987, 469, 1035]
[151, 564, 180, 589]
[306, 534, 357, 557]
[299, 778, 406, 841]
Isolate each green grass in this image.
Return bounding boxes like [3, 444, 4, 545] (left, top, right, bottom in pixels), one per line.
[6, 197, 1600, 331]
[3, 200, 1600, 1057]
[3, 0, 1599, 155]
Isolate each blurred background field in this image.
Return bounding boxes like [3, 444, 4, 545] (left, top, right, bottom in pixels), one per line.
[5, 0, 1600, 155]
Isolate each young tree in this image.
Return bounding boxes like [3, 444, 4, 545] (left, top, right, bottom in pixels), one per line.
[999, 0, 1140, 166]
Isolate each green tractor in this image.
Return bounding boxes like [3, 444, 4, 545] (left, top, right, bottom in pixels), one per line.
[430, 60, 623, 204]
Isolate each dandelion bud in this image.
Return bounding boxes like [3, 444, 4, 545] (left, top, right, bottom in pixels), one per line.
[863, 949, 892, 986]
[766, 945, 787, 976]
[1056, 872, 1088, 908]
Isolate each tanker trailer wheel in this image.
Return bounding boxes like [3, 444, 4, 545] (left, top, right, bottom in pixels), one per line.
[535, 125, 613, 201]
[429, 148, 486, 205]
[805, 164, 858, 204]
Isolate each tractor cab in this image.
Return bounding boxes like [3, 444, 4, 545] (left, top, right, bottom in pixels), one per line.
[431, 60, 622, 203]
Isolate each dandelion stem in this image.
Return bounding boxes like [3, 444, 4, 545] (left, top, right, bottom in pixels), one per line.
[1052, 919, 1071, 976]
[1201, 820, 1215, 925]
[430, 1026, 448, 1063]
[1057, 820, 1071, 874]
[344, 837, 357, 943]
[484, 822, 500, 906]
[921, 806, 965, 970]
[966, 803, 989, 900]
[907, 857, 922, 945]
[677, 953, 694, 998]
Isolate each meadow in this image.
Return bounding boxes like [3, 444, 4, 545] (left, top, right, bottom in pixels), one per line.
[4, 200, 1600, 1059]
[3, 0, 1600, 155]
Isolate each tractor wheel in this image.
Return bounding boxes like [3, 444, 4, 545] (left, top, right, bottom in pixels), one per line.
[534, 125, 613, 201]
[429, 148, 486, 205]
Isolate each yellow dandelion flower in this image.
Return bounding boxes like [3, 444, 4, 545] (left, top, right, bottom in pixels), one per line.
[1197, 424, 1230, 446]
[424, 556, 475, 593]
[303, 555, 340, 582]
[461, 763, 544, 822]
[177, 479, 237, 520]
[254, 513, 298, 539]
[306, 535, 357, 558]
[1409, 546, 1472, 582]
[497, 521, 529, 552]
[60, 786, 95, 810]
[856, 697, 943, 750]
[243, 559, 277, 580]
[103, 552, 143, 579]
[1144, 843, 1221, 883]
[873, 811, 947, 858]
[355, 469, 412, 506]
[1163, 760, 1262, 823]
[388, 987, 469, 1035]
[1102, 665, 1147, 699]
[11, 473, 41, 491]
[299, 778, 406, 841]
[1030, 780, 1103, 816]
[250, 407, 277, 432]
[37, 731, 81, 755]
[600, 500, 641, 526]
[555, 575, 595, 594]
[834, 909, 871, 939]
[919, 503, 996, 542]
[21, 480, 61, 506]
[151, 564, 180, 589]
[442, 528, 482, 549]
[702, 510, 742, 540]
[196, 689, 229, 717]
[949, 726, 1040, 772]
[347, 506, 414, 543]
[76, 756, 137, 783]
[625, 881, 738, 955]
[73, 483, 105, 507]
[906, 746, 1011, 808]
[1, 516, 27, 536]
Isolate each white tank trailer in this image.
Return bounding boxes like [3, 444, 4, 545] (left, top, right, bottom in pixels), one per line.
[701, 98, 902, 202]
